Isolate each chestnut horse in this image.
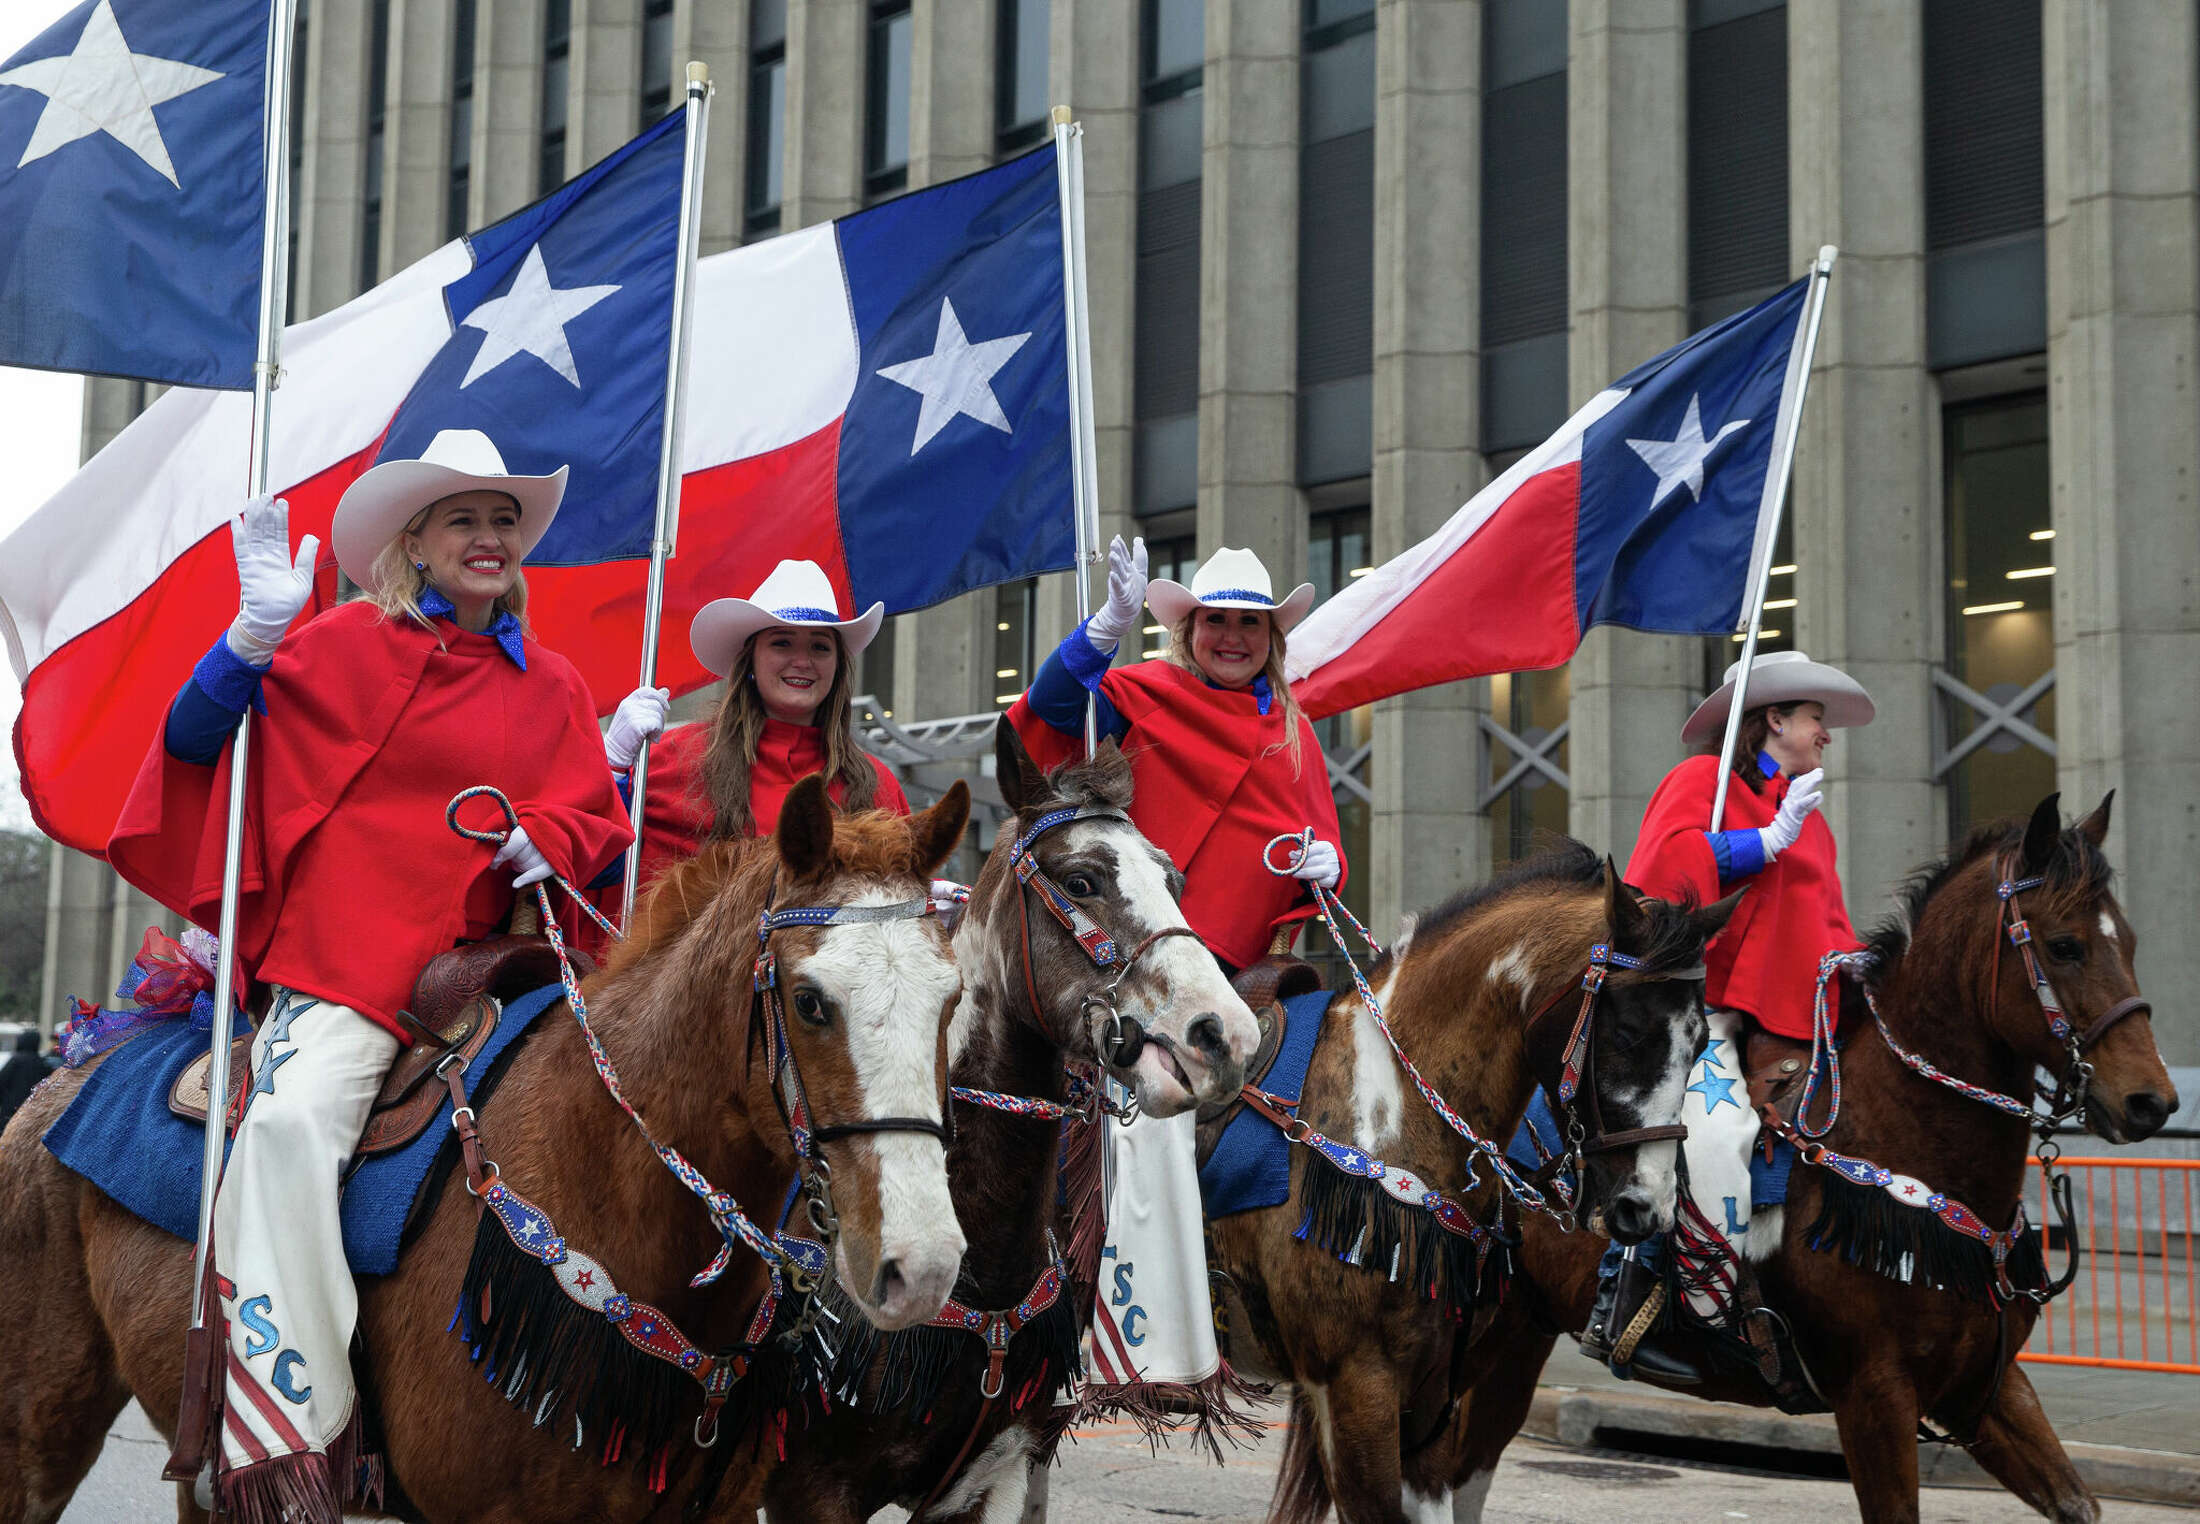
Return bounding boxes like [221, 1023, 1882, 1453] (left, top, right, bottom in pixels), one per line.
[1210, 841, 1739, 1524]
[755, 723, 1262, 1524]
[1442, 794, 2180, 1524]
[0, 777, 974, 1524]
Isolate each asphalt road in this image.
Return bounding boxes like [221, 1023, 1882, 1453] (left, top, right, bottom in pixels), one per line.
[58, 1406, 2200, 1522]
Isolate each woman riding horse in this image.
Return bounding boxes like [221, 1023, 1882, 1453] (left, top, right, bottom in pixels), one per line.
[106, 428, 633, 1523]
[599, 558, 908, 908]
[1008, 538, 1345, 974]
[1583, 648, 1875, 1381]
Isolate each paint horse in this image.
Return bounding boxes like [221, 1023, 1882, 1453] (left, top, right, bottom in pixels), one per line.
[754, 721, 1263, 1524]
[1443, 794, 2179, 1524]
[0, 779, 977, 1524]
[1207, 841, 1738, 1524]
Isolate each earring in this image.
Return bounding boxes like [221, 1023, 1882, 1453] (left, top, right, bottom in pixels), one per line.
[413, 560, 426, 571]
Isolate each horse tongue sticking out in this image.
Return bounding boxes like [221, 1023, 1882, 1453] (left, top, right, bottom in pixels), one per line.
[0, 775, 974, 1524]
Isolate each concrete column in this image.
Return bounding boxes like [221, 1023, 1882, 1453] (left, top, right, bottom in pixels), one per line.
[378, 0, 456, 277]
[295, 0, 372, 315]
[672, 0, 749, 255]
[1368, 0, 1487, 930]
[80, 378, 146, 459]
[783, 0, 865, 228]
[470, 0, 545, 227]
[1564, 0, 1693, 864]
[569, 0, 643, 171]
[2045, 0, 2200, 1063]
[1196, 0, 1303, 574]
[1786, 0, 1941, 919]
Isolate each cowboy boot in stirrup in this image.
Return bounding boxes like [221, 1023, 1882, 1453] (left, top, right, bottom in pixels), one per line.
[1581, 1247, 1704, 1385]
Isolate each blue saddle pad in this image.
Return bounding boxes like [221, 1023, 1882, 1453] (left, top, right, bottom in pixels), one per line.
[41, 984, 562, 1276]
[1198, 988, 1333, 1219]
[1505, 1083, 1795, 1207]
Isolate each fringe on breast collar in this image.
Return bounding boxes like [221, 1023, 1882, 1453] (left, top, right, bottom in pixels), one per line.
[1800, 1168, 2047, 1307]
[1294, 1155, 1515, 1318]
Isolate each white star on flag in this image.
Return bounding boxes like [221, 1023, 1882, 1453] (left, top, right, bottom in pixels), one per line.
[1624, 393, 1752, 505]
[459, 244, 622, 388]
[875, 297, 1032, 456]
[0, 0, 224, 189]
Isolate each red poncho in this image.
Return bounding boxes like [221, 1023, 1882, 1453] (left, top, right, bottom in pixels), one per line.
[109, 602, 632, 1038]
[1625, 753, 1859, 1039]
[1009, 661, 1344, 970]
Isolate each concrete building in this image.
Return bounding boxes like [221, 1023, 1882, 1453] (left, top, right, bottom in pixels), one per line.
[44, 0, 2200, 1071]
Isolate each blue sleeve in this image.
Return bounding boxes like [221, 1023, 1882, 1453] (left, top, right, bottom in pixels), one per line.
[1706, 828, 1766, 885]
[584, 773, 635, 890]
[163, 637, 270, 765]
[1025, 621, 1128, 742]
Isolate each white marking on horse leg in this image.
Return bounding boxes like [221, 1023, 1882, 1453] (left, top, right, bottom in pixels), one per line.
[1304, 1381, 1338, 1480]
[929, 1426, 1034, 1522]
[1403, 1483, 1452, 1524]
[1453, 1467, 1495, 1524]
[1485, 941, 1534, 1008]
[1351, 996, 1406, 1154]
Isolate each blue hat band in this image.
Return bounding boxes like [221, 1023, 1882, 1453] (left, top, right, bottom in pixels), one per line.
[1201, 588, 1274, 606]
[771, 605, 844, 623]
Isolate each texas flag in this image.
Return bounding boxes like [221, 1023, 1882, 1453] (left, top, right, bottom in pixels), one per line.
[2, 143, 1076, 854]
[1287, 276, 1814, 719]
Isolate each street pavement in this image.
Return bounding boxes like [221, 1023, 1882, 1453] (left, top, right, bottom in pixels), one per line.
[57, 1403, 2200, 1521]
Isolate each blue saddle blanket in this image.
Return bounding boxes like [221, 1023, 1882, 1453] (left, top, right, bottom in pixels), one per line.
[41, 985, 561, 1276]
[1198, 988, 1333, 1219]
[1504, 1084, 1793, 1207]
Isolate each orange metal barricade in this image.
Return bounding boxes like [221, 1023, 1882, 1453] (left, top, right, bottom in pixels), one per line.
[2019, 1157, 2198, 1376]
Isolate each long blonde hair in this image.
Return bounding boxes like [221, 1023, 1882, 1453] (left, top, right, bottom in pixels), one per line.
[1165, 609, 1308, 777]
[364, 506, 530, 634]
[699, 628, 878, 839]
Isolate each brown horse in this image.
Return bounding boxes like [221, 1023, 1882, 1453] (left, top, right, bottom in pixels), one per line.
[1441, 794, 2180, 1524]
[755, 723, 1263, 1524]
[0, 777, 974, 1524]
[1207, 841, 1739, 1524]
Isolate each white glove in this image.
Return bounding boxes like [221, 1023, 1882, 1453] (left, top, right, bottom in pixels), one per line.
[928, 879, 966, 915]
[1084, 534, 1149, 652]
[227, 495, 320, 665]
[1289, 837, 1342, 891]
[605, 686, 671, 770]
[491, 825, 556, 889]
[1758, 767, 1824, 861]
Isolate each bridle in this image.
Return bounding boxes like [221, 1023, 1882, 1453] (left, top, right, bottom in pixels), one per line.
[1990, 856, 2151, 1125]
[1520, 943, 1699, 1212]
[1005, 802, 1207, 1085]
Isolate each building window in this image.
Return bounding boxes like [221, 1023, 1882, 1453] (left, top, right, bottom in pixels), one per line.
[862, 616, 897, 713]
[1923, 0, 2044, 370]
[285, 0, 309, 318]
[1942, 394, 2055, 836]
[447, 0, 476, 239]
[747, 0, 787, 235]
[1307, 506, 1373, 953]
[1488, 668, 1571, 870]
[865, 2, 913, 199]
[640, 0, 676, 127]
[1479, 0, 1568, 454]
[997, 0, 1051, 151]
[1686, 0, 1786, 329]
[1298, 0, 1375, 487]
[993, 579, 1039, 707]
[361, 0, 390, 290]
[1133, 0, 1204, 516]
[539, 0, 571, 195]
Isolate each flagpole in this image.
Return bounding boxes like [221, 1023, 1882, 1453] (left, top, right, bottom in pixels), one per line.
[1051, 105, 1102, 758]
[172, 0, 300, 1481]
[621, 63, 713, 926]
[1709, 246, 1838, 830]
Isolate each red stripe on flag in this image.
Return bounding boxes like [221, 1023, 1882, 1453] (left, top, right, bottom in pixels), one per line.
[1292, 463, 1584, 720]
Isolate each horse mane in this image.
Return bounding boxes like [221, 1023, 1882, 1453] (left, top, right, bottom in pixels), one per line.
[1865, 814, 2114, 973]
[1039, 745, 1135, 813]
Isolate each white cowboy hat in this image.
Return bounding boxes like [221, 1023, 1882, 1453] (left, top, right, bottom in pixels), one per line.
[1145, 546, 1317, 635]
[1681, 649, 1877, 747]
[690, 559, 886, 677]
[332, 428, 567, 592]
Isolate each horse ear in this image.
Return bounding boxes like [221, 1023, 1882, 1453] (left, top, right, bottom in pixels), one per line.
[993, 716, 1049, 815]
[908, 779, 972, 879]
[2078, 789, 2114, 846]
[1695, 886, 1747, 940]
[2021, 792, 2063, 875]
[776, 774, 837, 879]
[1602, 857, 1647, 943]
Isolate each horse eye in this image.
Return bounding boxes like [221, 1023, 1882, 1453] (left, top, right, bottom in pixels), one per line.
[1064, 873, 1099, 898]
[2047, 937, 2085, 964]
[791, 987, 830, 1027]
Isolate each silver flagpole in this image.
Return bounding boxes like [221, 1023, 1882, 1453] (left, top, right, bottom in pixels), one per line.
[621, 63, 714, 927]
[1709, 246, 1838, 829]
[1051, 106, 1102, 758]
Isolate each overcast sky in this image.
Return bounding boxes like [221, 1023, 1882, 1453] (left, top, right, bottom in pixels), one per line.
[0, 2, 142, 832]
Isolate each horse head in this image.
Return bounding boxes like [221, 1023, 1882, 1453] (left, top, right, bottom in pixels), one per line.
[1521, 859, 1740, 1244]
[607, 776, 974, 1329]
[1985, 792, 2175, 1142]
[964, 720, 1259, 1116]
